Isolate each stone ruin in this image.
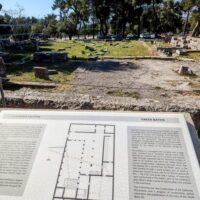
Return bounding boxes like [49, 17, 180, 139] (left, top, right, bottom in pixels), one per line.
[34, 52, 68, 62]
[34, 67, 59, 80]
[187, 37, 200, 50]
[0, 39, 34, 49]
[34, 67, 49, 80]
[171, 36, 200, 50]
[178, 66, 195, 76]
[156, 47, 178, 57]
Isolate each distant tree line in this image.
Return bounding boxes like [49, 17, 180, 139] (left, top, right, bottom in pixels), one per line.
[0, 0, 200, 40]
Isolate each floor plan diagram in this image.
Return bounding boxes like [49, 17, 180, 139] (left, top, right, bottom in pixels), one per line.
[53, 123, 115, 200]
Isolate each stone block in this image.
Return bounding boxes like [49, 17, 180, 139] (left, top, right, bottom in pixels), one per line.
[88, 56, 98, 61]
[178, 66, 194, 76]
[34, 67, 49, 80]
[48, 70, 58, 75]
[58, 48, 65, 51]
[176, 49, 188, 55]
[34, 52, 68, 62]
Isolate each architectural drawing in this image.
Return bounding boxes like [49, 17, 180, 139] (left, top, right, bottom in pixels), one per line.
[53, 123, 115, 200]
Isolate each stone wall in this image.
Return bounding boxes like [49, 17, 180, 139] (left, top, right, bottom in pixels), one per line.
[1, 91, 200, 137]
[171, 36, 200, 50]
[187, 37, 200, 50]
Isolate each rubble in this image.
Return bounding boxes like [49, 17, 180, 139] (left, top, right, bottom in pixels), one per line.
[171, 36, 200, 50]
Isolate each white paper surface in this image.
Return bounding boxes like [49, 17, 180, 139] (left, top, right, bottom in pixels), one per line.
[0, 110, 199, 200]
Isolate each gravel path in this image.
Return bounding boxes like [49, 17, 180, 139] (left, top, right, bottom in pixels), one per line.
[67, 59, 200, 100]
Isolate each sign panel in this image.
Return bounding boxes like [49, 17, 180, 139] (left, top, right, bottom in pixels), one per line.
[0, 110, 199, 200]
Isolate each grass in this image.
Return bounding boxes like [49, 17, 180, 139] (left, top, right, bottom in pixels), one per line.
[40, 40, 152, 59]
[107, 90, 140, 99]
[180, 52, 200, 61]
[7, 61, 78, 85]
[154, 40, 172, 47]
[6, 39, 152, 85]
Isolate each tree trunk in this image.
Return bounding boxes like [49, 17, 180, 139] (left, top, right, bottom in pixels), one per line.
[83, 21, 86, 39]
[104, 21, 108, 36]
[122, 21, 126, 38]
[183, 10, 190, 36]
[92, 16, 95, 39]
[77, 22, 82, 39]
[100, 20, 103, 35]
[122, 2, 126, 38]
[137, 16, 141, 37]
[152, 0, 159, 34]
[191, 21, 200, 37]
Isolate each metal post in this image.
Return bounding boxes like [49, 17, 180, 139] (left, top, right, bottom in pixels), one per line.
[0, 77, 6, 107]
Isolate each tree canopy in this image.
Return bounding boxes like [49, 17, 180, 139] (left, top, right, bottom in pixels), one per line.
[1, 0, 200, 39]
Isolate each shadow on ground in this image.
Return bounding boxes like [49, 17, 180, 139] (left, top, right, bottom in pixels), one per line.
[6, 60, 139, 76]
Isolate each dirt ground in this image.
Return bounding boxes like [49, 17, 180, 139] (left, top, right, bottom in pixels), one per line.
[67, 59, 200, 100]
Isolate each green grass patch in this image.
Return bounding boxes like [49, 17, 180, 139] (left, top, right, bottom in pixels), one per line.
[6, 40, 152, 62]
[107, 90, 140, 99]
[40, 40, 152, 59]
[6, 39, 152, 86]
[181, 52, 200, 61]
[7, 61, 78, 84]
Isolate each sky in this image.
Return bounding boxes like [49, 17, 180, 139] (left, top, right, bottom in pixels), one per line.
[0, 0, 58, 18]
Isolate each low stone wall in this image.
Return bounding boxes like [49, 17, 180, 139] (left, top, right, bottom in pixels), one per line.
[1, 91, 200, 137]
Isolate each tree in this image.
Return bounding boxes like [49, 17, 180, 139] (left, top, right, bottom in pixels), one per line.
[110, 0, 135, 37]
[160, 0, 183, 33]
[0, 16, 11, 35]
[180, 0, 196, 35]
[57, 14, 77, 39]
[153, 0, 162, 33]
[62, 0, 90, 38]
[191, 0, 200, 36]
[52, 0, 66, 20]
[31, 22, 44, 34]
[90, 0, 112, 36]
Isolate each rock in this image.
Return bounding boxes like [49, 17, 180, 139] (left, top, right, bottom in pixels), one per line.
[85, 45, 95, 51]
[0, 57, 6, 79]
[96, 52, 105, 56]
[120, 61, 132, 66]
[178, 66, 195, 76]
[176, 49, 188, 55]
[48, 70, 58, 75]
[88, 56, 98, 61]
[34, 52, 68, 62]
[187, 68, 194, 76]
[161, 93, 167, 97]
[178, 66, 188, 75]
[58, 48, 65, 51]
[178, 58, 195, 62]
[72, 55, 78, 60]
[34, 67, 49, 80]
[101, 48, 108, 52]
